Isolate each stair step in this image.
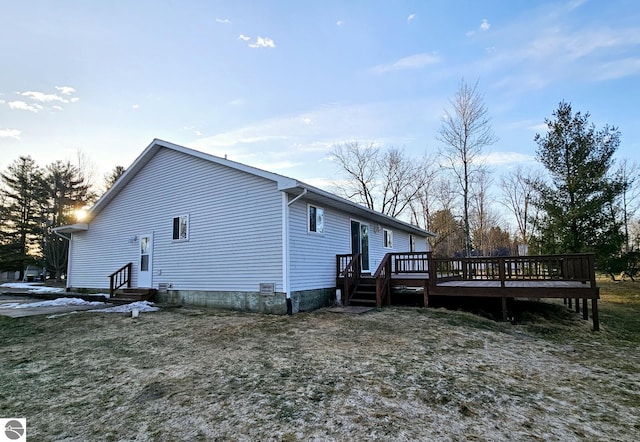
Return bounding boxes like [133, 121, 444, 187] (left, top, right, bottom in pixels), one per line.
[112, 288, 157, 303]
[349, 298, 377, 305]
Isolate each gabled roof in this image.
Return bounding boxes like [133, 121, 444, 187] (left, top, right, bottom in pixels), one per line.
[66, 139, 434, 237]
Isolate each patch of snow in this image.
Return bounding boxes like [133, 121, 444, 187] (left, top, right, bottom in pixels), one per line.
[28, 286, 66, 294]
[1, 297, 105, 309]
[47, 311, 79, 319]
[91, 301, 159, 313]
[1, 282, 45, 288]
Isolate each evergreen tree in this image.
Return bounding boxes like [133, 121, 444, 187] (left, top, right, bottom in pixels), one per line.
[0, 156, 45, 279]
[533, 101, 625, 272]
[41, 160, 93, 281]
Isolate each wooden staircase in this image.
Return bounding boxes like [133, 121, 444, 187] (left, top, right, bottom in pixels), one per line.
[110, 288, 157, 305]
[347, 277, 377, 306]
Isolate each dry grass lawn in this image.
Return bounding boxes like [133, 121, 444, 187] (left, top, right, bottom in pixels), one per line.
[1, 279, 639, 441]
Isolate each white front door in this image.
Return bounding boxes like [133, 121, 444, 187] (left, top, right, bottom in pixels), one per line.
[138, 233, 153, 288]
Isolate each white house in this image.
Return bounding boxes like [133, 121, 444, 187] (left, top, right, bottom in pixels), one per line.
[55, 139, 433, 314]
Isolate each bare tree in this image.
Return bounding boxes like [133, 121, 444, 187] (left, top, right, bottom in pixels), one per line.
[331, 141, 378, 210]
[618, 159, 640, 252]
[438, 79, 497, 256]
[499, 166, 541, 246]
[331, 141, 431, 218]
[470, 166, 501, 255]
[408, 153, 440, 231]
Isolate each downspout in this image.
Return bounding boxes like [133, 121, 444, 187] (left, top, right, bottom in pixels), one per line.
[283, 188, 307, 315]
[282, 192, 292, 314]
[53, 229, 71, 291]
[287, 188, 307, 206]
[54, 230, 71, 241]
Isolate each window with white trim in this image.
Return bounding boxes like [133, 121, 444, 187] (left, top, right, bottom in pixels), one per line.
[172, 215, 189, 241]
[383, 228, 393, 248]
[308, 204, 324, 234]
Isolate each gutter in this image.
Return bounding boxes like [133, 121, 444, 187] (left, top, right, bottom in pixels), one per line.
[287, 188, 308, 206]
[54, 230, 71, 241]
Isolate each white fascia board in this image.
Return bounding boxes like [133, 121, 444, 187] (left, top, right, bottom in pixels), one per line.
[52, 223, 89, 234]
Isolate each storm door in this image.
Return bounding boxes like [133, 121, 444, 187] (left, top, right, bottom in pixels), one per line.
[138, 233, 153, 287]
[350, 221, 370, 273]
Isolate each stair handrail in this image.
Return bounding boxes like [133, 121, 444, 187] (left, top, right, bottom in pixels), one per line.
[109, 262, 132, 298]
[373, 253, 392, 307]
[341, 253, 361, 305]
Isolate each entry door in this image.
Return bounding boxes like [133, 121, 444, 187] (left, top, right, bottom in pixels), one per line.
[351, 221, 370, 272]
[138, 233, 153, 288]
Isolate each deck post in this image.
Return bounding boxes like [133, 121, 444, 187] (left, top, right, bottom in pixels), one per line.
[591, 298, 600, 331]
[582, 298, 588, 320]
[575, 298, 580, 313]
[501, 297, 508, 322]
[423, 281, 429, 307]
[568, 298, 572, 308]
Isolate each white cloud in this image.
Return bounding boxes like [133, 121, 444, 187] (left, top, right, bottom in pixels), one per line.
[479, 151, 535, 166]
[0, 128, 21, 140]
[248, 36, 276, 48]
[132, 104, 140, 109]
[467, 19, 491, 36]
[55, 86, 76, 95]
[228, 98, 246, 106]
[593, 57, 640, 81]
[408, 13, 416, 22]
[70, 97, 80, 103]
[52, 105, 63, 111]
[336, 20, 345, 26]
[371, 53, 441, 73]
[8, 100, 42, 112]
[215, 18, 230, 24]
[20, 91, 67, 103]
[238, 34, 251, 41]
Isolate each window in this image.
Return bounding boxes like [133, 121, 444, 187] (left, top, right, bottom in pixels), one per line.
[172, 215, 189, 241]
[383, 228, 393, 248]
[308, 204, 324, 234]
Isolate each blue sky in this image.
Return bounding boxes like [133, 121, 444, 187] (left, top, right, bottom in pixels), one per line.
[1, 0, 639, 191]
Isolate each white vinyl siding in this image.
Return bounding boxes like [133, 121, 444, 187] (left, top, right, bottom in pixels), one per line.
[68, 148, 284, 292]
[289, 198, 351, 291]
[288, 198, 430, 292]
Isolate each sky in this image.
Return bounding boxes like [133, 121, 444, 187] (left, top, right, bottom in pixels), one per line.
[1, 0, 639, 194]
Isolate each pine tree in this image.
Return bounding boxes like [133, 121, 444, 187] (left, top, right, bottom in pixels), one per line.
[533, 101, 625, 273]
[41, 160, 93, 281]
[0, 156, 45, 279]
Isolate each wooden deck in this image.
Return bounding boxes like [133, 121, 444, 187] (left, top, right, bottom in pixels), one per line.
[337, 252, 600, 330]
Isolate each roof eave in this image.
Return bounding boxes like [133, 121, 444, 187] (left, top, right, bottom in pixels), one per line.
[52, 223, 89, 234]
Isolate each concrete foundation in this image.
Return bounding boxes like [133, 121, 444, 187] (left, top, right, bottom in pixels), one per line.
[154, 287, 334, 315]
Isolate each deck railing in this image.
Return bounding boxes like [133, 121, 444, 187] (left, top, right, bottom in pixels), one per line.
[337, 253, 361, 305]
[373, 253, 392, 307]
[109, 262, 132, 297]
[432, 254, 595, 285]
[336, 252, 596, 287]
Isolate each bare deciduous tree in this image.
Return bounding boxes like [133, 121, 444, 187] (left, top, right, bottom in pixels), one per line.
[618, 159, 640, 252]
[499, 166, 541, 246]
[470, 166, 502, 255]
[331, 141, 432, 219]
[438, 79, 497, 256]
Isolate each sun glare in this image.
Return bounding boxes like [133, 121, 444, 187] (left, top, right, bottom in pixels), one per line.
[75, 208, 87, 222]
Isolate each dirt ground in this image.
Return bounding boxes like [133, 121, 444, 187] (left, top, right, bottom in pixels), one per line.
[1, 296, 639, 442]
